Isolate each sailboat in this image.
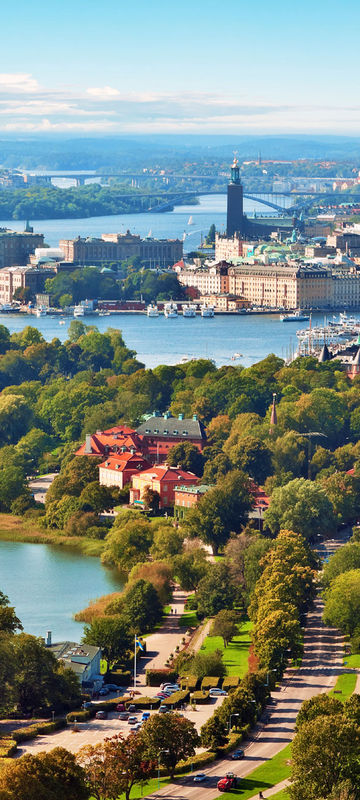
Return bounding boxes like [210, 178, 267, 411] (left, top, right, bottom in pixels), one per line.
[146, 229, 152, 238]
[188, 216, 194, 225]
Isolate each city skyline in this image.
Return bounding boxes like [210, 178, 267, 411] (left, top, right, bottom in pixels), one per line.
[1, 0, 360, 135]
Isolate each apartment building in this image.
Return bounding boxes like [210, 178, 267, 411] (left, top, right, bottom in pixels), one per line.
[0, 265, 55, 305]
[177, 261, 229, 295]
[228, 264, 299, 308]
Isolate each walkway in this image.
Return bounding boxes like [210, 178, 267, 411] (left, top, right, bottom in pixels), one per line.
[136, 588, 187, 690]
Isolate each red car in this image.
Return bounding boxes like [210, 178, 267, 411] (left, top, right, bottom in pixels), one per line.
[218, 773, 238, 792]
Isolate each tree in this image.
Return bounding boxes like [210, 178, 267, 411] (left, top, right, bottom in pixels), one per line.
[323, 570, 360, 636]
[344, 694, 360, 726]
[264, 478, 336, 540]
[210, 609, 239, 647]
[150, 523, 184, 561]
[190, 649, 226, 680]
[0, 747, 88, 800]
[296, 693, 343, 729]
[185, 470, 253, 554]
[319, 472, 359, 526]
[226, 435, 273, 484]
[79, 481, 115, 513]
[102, 518, 153, 572]
[205, 223, 216, 245]
[107, 579, 163, 633]
[0, 591, 22, 634]
[322, 543, 360, 588]
[173, 546, 209, 591]
[167, 442, 204, 476]
[142, 486, 161, 513]
[78, 733, 155, 800]
[197, 561, 237, 616]
[291, 715, 360, 800]
[127, 560, 173, 605]
[201, 714, 228, 749]
[82, 615, 132, 667]
[11, 633, 81, 715]
[141, 713, 200, 778]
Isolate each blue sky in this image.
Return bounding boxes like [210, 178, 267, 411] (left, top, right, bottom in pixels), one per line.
[1, 0, 360, 134]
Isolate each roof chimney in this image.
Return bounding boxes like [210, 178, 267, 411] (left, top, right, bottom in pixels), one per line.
[178, 413, 184, 420]
[85, 434, 92, 454]
[192, 414, 198, 421]
[45, 630, 52, 647]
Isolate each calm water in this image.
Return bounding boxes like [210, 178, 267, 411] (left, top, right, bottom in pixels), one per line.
[0, 193, 291, 250]
[0, 540, 123, 641]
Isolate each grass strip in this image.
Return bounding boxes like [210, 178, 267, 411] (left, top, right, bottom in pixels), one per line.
[344, 654, 360, 669]
[217, 743, 292, 799]
[329, 671, 357, 701]
[200, 621, 253, 678]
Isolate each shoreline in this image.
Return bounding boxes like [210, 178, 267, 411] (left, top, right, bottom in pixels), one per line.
[0, 515, 104, 558]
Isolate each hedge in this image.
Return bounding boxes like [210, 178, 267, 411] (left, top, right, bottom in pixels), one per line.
[105, 670, 132, 686]
[66, 709, 93, 723]
[201, 676, 221, 690]
[174, 749, 217, 774]
[146, 668, 178, 687]
[126, 696, 160, 709]
[222, 676, 240, 690]
[12, 719, 66, 743]
[217, 727, 249, 756]
[180, 675, 199, 691]
[162, 690, 190, 707]
[192, 690, 210, 704]
[0, 738, 17, 758]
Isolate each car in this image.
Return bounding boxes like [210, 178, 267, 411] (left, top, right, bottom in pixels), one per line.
[104, 684, 123, 693]
[82, 701, 93, 710]
[131, 722, 142, 731]
[127, 716, 138, 724]
[157, 692, 171, 698]
[95, 710, 107, 719]
[209, 688, 227, 696]
[116, 703, 126, 712]
[141, 712, 150, 721]
[128, 704, 136, 712]
[98, 687, 109, 696]
[161, 683, 180, 691]
[231, 749, 244, 760]
[193, 773, 207, 783]
[118, 711, 129, 720]
[158, 705, 168, 713]
[218, 773, 238, 792]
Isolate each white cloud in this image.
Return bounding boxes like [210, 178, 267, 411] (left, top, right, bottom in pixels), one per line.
[86, 86, 121, 99]
[0, 73, 40, 93]
[1, 118, 116, 132]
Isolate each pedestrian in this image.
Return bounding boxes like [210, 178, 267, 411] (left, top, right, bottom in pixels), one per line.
[170, 608, 173, 614]
[174, 608, 177, 615]
[259, 792, 264, 799]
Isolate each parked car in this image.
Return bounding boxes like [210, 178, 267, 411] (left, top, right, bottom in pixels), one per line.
[128, 704, 136, 711]
[156, 692, 171, 699]
[231, 749, 244, 760]
[141, 711, 150, 721]
[161, 683, 180, 691]
[193, 773, 207, 783]
[118, 711, 129, 720]
[116, 703, 126, 712]
[95, 710, 107, 719]
[209, 688, 227, 696]
[158, 705, 168, 713]
[98, 687, 109, 696]
[104, 684, 123, 693]
[127, 716, 138, 724]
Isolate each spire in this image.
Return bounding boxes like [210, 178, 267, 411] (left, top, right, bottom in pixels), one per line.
[318, 343, 331, 363]
[270, 393, 277, 432]
[230, 156, 241, 185]
[353, 347, 360, 367]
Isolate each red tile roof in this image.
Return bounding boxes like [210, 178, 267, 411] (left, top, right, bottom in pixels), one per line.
[98, 453, 150, 472]
[134, 465, 198, 483]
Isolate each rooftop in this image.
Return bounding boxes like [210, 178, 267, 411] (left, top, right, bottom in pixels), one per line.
[136, 414, 206, 440]
[174, 484, 212, 495]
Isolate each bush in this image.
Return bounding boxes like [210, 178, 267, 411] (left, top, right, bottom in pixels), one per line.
[66, 709, 93, 722]
[222, 676, 240, 690]
[174, 749, 217, 774]
[125, 696, 160, 709]
[217, 727, 249, 756]
[192, 690, 210, 703]
[162, 690, 190, 707]
[105, 670, 132, 686]
[146, 668, 178, 687]
[180, 675, 199, 691]
[201, 676, 221, 690]
[0, 738, 17, 758]
[12, 720, 66, 743]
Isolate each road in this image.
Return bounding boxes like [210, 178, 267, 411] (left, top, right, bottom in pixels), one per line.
[144, 597, 344, 800]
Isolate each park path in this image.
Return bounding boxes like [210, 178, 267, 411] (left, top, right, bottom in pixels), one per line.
[136, 588, 188, 690]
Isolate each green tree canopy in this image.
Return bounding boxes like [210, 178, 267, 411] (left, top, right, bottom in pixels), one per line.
[323, 569, 360, 636]
[264, 478, 336, 540]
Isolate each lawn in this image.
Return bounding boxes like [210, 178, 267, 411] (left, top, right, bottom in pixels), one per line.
[329, 671, 357, 701]
[269, 790, 290, 800]
[200, 620, 253, 678]
[344, 654, 360, 669]
[219, 743, 292, 799]
[179, 595, 199, 629]
[108, 775, 170, 800]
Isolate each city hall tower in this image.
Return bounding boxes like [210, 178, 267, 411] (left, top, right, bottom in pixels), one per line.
[226, 157, 244, 236]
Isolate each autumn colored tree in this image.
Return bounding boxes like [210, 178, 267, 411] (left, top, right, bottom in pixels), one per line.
[141, 713, 199, 778]
[0, 747, 88, 800]
[78, 733, 155, 800]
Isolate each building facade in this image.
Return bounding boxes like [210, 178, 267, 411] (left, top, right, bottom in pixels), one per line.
[228, 264, 299, 308]
[60, 231, 183, 267]
[176, 262, 230, 296]
[98, 452, 151, 489]
[174, 484, 211, 519]
[0, 265, 55, 305]
[215, 233, 246, 262]
[227, 158, 244, 236]
[0, 229, 44, 270]
[130, 465, 199, 509]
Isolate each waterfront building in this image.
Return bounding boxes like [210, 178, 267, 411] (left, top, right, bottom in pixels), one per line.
[176, 261, 229, 295]
[60, 230, 183, 267]
[130, 464, 199, 509]
[0, 228, 44, 270]
[200, 292, 249, 311]
[47, 638, 102, 691]
[227, 263, 299, 309]
[0, 264, 55, 305]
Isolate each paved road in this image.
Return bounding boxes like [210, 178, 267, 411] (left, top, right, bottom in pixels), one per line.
[144, 597, 344, 800]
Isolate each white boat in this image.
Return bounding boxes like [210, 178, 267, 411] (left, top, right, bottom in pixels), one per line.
[35, 306, 47, 318]
[146, 303, 159, 317]
[0, 303, 13, 313]
[164, 302, 178, 318]
[182, 304, 197, 318]
[200, 305, 215, 318]
[280, 309, 310, 322]
[74, 305, 85, 318]
[59, 320, 66, 325]
[188, 216, 194, 225]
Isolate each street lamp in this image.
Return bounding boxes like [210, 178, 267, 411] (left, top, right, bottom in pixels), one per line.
[158, 749, 170, 790]
[294, 431, 327, 480]
[265, 669, 277, 687]
[228, 713, 240, 731]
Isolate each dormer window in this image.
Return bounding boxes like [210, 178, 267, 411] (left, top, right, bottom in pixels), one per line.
[182, 430, 188, 435]
[154, 429, 159, 434]
[145, 428, 151, 434]
[173, 429, 179, 435]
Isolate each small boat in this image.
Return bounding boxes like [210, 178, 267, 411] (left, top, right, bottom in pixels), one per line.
[73, 305, 85, 318]
[231, 352, 243, 360]
[34, 306, 47, 318]
[164, 302, 178, 318]
[146, 303, 159, 317]
[59, 319, 66, 325]
[200, 305, 215, 318]
[182, 304, 197, 318]
[188, 216, 194, 225]
[280, 309, 310, 322]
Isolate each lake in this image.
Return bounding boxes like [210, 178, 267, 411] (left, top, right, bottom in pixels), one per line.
[0, 540, 124, 641]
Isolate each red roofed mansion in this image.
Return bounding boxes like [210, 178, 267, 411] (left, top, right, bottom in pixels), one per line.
[130, 465, 199, 510]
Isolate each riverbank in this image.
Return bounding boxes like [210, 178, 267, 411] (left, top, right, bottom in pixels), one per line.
[0, 514, 104, 557]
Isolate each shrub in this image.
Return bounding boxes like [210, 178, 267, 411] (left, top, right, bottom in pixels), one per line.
[174, 749, 216, 774]
[162, 690, 190, 707]
[66, 709, 92, 722]
[146, 668, 178, 687]
[192, 690, 210, 703]
[0, 738, 17, 758]
[201, 676, 221, 690]
[126, 696, 160, 709]
[12, 720, 66, 743]
[105, 669, 132, 686]
[217, 727, 249, 756]
[180, 675, 199, 691]
[222, 676, 240, 690]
